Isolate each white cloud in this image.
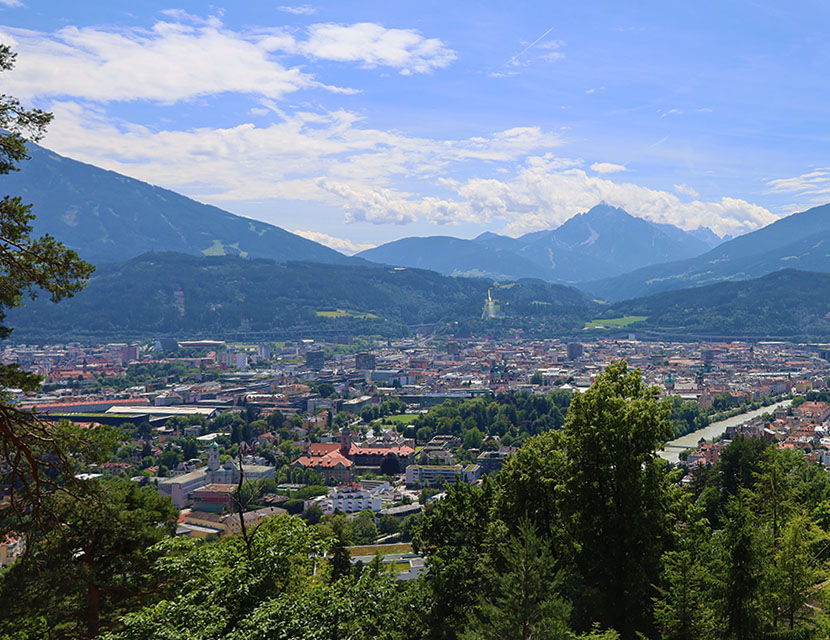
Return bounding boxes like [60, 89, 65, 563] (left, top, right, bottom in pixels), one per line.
[297, 22, 456, 74]
[0, 16, 455, 103]
[590, 162, 627, 174]
[0, 22, 320, 102]
[291, 229, 373, 255]
[278, 5, 316, 15]
[311, 154, 776, 237]
[0, 0, 23, 7]
[42, 101, 560, 205]
[674, 183, 699, 198]
[447, 161, 776, 236]
[37, 101, 772, 240]
[765, 168, 830, 195]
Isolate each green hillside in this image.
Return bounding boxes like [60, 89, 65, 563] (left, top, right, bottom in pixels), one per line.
[604, 268, 830, 338]
[8, 252, 591, 340]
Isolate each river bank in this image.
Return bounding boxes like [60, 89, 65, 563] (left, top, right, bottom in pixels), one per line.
[659, 398, 792, 464]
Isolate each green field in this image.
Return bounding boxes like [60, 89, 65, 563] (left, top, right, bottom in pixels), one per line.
[346, 543, 413, 556]
[316, 308, 379, 319]
[585, 315, 647, 330]
[379, 413, 420, 425]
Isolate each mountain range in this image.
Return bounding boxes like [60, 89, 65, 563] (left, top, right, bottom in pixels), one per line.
[357, 204, 722, 283]
[585, 203, 830, 301]
[4, 143, 350, 265]
[10, 141, 830, 331]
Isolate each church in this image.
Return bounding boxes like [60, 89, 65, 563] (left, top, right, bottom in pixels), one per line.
[292, 427, 415, 484]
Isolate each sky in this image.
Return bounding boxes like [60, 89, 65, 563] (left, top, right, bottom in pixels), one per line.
[1, 1, 830, 254]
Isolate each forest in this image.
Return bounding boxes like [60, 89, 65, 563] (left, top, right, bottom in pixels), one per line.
[6, 252, 591, 342]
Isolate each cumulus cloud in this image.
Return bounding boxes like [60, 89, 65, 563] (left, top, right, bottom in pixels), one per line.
[42, 101, 560, 204]
[311, 154, 776, 237]
[0, 16, 455, 103]
[0, 22, 319, 102]
[297, 22, 456, 73]
[590, 162, 627, 174]
[39, 99, 774, 237]
[291, 229, 373, 254]
[674, 183, 700, 198]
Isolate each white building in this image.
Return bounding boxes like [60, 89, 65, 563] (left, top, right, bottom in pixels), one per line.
[320, 483, 382, 514]
[405, 464, 480, 487]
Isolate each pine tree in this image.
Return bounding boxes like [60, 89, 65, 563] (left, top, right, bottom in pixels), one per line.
[462, 519, 571, 640]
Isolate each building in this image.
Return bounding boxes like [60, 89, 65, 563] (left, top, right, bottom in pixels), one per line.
[0, 535, 24, 567]
[355, 352, 376, 370]
[178, 506, 286, 538]
[306, 350, 325, 371]
[192, 483, 236, 513]
[320, 483, 382, 514]
[567, 342, 584, 360]
[292, 427, 414, 481]
[157, 469, 210, 509]
[157, 443, 275, 508]
[477, 450, 511, 475]
[292, 450, 355, 484]
[120, 344, 139, 362]
[405, 463, 481, 487]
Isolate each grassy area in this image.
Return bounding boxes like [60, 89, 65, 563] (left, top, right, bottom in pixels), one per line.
[585, 315, 647, 330]
[201, 239, 226, 256]
[346, 543, 413, 556]
[316, 308, 379, 319]
[379, 413, 420, 425]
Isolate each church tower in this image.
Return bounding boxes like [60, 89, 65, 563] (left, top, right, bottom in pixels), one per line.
[340, 426, 352, 457]
[208, 441, 220, 472]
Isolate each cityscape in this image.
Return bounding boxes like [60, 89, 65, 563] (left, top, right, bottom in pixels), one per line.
[4, 2, 830, 639]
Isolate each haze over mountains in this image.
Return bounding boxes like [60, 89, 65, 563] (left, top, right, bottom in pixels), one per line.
[586, 202, 830, 301]
[11, 142, 830, 335]
[6, 144, 350, 265]
[358, 204, 722, 283]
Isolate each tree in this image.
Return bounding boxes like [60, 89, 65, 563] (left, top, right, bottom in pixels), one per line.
[461, 519, 571, 640]
[712, 492, 765, 640]
[380, 452, 401, 475]
[413, 480, 494, 640]
[530, 371, 544, 386]
[562, 360, 674, 638]
[767, 513, 826, 631]
[302, 503, 323, 525]
[0, 479, 177, 638]
[653, 515, 716, 640]
[0, 45, 95, 542]
[328, 536, 353, 581]
[462, 427, 483, 450]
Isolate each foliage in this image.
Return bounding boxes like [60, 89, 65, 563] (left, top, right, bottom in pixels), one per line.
[0, 478, 177, 638]
[0, 45, 96, 544]
[9, 252, 592, 341]
[607, 268, 830, 338]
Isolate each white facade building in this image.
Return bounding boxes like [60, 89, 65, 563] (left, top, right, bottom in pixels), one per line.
[320, 484, 382, 514]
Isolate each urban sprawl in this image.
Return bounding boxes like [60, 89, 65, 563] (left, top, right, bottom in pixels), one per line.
[3, 335, 830, 569]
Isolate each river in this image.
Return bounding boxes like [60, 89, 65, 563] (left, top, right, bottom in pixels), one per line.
[658, 398, 792, 464]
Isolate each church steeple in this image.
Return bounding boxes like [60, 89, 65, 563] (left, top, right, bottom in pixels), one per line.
[208, 441, 220, 471]
[340, 426, 352, 457]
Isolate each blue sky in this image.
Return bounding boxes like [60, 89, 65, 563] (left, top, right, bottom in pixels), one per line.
[2, 1, 829, 253]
